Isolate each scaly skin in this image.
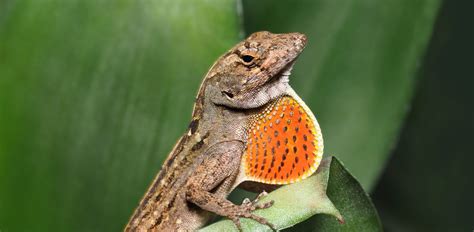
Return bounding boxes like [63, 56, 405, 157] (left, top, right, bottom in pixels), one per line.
[125, 31, 307, 232]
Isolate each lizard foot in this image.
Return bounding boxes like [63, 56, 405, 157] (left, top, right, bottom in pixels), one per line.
[228, 191, 276, 231]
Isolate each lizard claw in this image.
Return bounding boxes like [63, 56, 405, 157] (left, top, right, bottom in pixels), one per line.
[253, 191, 268, 203]
[242, 198, 251, 205]
[228, 191, 276, 231]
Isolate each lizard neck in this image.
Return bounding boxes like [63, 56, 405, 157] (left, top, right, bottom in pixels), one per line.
[191, 87, 249, 144]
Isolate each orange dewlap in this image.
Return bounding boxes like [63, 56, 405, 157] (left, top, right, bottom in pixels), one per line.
[243, 96, 323, 185]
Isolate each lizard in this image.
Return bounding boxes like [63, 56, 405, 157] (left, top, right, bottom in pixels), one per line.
[125, 31, 324, 232]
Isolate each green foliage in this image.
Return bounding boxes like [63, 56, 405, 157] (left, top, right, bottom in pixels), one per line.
[373, 1, 474, 231]
[0, 1, 240, 231]
[0, 0, 443, 231]
[290, 157, 382, 232]
[201, 157, 381, 232]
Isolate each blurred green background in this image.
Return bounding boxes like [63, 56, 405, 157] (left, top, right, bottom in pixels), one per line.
[0, 0, 472, 231]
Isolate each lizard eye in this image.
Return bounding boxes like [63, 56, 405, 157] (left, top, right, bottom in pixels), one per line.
[241, 55, 255, 63]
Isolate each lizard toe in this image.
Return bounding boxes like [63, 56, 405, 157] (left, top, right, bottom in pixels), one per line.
[227, 196, 276, 231]
[230, 216, 243, 232]
[254, 200, 274, 210]
[253, 191, 268, 203]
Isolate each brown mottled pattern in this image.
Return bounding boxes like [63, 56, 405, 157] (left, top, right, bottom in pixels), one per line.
[125, 31, 308, 231]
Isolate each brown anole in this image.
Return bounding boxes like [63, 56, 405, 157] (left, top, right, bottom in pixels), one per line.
[125, 31, 324, 231]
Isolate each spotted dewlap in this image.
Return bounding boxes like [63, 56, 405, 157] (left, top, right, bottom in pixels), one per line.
[243, 95, 323, 185]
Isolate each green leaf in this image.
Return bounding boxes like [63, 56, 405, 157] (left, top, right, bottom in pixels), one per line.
[291, 157, 382, 232]
[373, 1, 474, 231]
[200, 157, 381, 231]
[242, 0, 441, 189]
[0, 0, 443, 231]
[0, 1, 239, 231]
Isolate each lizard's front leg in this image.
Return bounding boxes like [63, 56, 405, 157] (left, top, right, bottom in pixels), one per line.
[185, 141, 276, 231]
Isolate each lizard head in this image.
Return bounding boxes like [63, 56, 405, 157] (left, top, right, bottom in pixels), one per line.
[204, 31, 307, 109]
